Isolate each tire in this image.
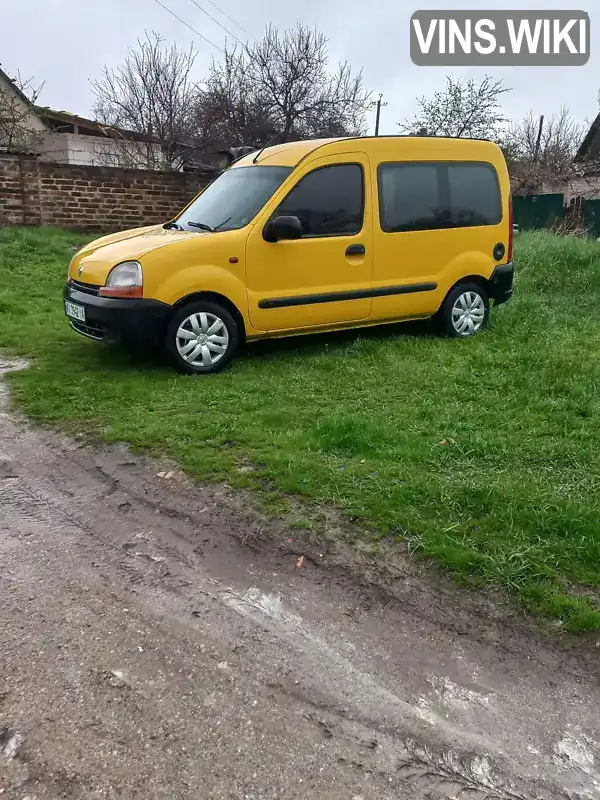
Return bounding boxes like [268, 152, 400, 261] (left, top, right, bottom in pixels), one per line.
[436, 282, 490, 339]
[165, 300, 239, 374]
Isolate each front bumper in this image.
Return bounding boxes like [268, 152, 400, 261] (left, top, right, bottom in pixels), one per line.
[64, 282, 170, 345]
[489, 262, 514, 306]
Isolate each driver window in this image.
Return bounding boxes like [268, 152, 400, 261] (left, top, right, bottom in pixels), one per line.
[274, 164, 364, 237]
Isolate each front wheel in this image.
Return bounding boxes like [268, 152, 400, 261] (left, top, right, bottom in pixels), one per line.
[165, 301, 239, 374]
[437, 282, 489, 338]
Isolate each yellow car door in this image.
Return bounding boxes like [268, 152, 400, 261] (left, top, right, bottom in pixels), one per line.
[371, 157, 505, 321]
[245, 153, 373, 333]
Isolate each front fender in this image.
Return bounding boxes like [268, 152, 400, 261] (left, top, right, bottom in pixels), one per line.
[152, 264, 249, 317]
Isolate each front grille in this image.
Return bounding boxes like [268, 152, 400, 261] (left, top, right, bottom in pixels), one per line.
[70, 279, 100, 296]
[70, 320, 104, 341]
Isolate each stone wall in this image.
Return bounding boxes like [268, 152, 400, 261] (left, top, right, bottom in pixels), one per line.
[0, 152, 214, 232]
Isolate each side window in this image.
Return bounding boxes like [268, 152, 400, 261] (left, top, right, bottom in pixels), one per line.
[447, 163, 502, 227]
[378, 163, 443, 232]
[378, 161, 501, 232]
[275, 164, 364, 237]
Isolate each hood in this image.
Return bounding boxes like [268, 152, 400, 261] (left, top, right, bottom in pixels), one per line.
[71, 225, 207, 285]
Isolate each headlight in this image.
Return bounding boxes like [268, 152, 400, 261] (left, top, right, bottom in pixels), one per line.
[99, 261, 143, 298]
[106, 261, 142, 287]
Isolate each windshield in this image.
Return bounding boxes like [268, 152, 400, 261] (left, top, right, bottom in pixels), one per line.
[176, 166, 293, 232]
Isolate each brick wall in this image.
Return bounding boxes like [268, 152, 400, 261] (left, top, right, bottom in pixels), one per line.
[0, 152, 215, 232]
[0, 154, 42, 226]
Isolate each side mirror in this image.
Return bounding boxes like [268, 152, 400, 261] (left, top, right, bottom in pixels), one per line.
[263, 215, 303, 242]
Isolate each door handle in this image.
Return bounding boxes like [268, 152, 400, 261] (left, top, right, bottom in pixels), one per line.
[345, 244, 365, 256]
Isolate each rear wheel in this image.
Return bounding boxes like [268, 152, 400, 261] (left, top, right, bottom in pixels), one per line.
[437, 282, 489, 338]
[165, 300, 239, 374]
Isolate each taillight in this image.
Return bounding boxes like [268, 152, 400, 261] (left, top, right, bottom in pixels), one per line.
[507, 194, 514, 263]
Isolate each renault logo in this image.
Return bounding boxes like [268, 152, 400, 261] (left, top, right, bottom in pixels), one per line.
[78, 263, 84, 277]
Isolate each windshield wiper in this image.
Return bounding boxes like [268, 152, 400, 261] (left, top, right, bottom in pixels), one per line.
[163, 221, 184, 230]
[187, 217, 232, 232]
[187, 221, 215, 232]
[213, 216, 232, 231]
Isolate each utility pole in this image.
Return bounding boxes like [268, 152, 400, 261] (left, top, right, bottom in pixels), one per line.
[370, 93, 388, 136]
[534, 114, 544, 162]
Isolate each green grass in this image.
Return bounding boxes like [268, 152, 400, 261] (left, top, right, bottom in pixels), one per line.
[2, 226, 600, 631]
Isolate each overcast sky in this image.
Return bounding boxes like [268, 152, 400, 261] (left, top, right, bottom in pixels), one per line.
[1, 0, 598, 135]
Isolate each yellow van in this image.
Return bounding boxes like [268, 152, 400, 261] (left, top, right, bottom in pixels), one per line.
[64, 136, 514, 374]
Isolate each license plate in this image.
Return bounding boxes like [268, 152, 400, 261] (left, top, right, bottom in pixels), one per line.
[65, 300, 86, 322]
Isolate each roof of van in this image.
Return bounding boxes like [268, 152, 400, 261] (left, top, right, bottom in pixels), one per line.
[231, 136, 503, 169]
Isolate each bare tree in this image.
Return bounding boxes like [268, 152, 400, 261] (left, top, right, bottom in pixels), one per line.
[400, 76, 509, 140]
[247, 24, 370, 142]
[505, 109, 583, 164]
[0, 69, 45, 153]
[504, 109, 585, 194]
[200, 25, 370, 149]
[197, 47, 276, 152]
[91, 32, 201, 170]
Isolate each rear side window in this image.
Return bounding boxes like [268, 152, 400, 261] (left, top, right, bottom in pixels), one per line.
[378, 161, 502, 233]
[275, 164, 364, 237]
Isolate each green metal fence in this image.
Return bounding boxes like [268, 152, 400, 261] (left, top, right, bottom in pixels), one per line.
[512, 194, 564, 231]
[512, 193, 600, 238]
[583, 199, 600, 237]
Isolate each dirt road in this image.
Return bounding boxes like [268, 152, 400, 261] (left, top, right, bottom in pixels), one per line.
[1, 358, 599, 799]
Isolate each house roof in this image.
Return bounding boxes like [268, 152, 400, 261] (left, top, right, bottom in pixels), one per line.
[0, 65, 34, 108]
[1, 65, 119, 139]
[2, 64, 218, 167]
[33, 106, 159, 143]
[575, 111, 600, 162]
[0, 65, 157, 143]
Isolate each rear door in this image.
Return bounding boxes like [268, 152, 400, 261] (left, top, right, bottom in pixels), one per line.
[371, 158, 504, 320]
[245, 153, 373, 332]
